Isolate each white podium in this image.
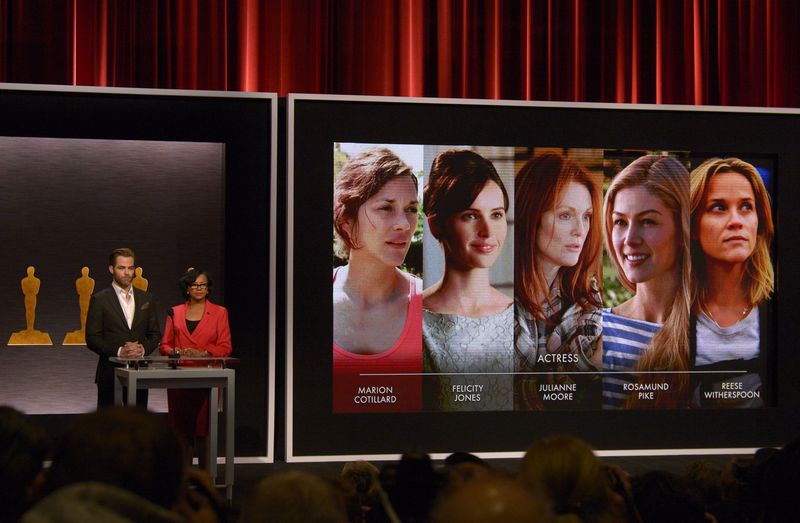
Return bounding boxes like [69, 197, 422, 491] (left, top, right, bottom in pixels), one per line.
[112, 357, 237, 500]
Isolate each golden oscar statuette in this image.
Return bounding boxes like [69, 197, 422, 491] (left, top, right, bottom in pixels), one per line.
[133, 266, 148, 291]
[62, 267, 95, 345]
[8, 266, 53, 345]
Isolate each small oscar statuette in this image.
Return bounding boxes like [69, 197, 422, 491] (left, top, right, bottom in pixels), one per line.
[133, 267, 148, 291]
[62, 267, 95, 345]
[8, 266, 53, 345]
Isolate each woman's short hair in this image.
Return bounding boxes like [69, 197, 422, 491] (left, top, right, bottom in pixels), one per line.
[515, 152, 603, 320]
[178, 267, 212, 299]
[424, 149, 508, 240]
[603, 155, 692, 395]
[333, 147, 417, 259]
[690, 157, 774, 307]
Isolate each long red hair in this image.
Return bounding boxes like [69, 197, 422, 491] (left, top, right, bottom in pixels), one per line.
[515, 153, 603, 321]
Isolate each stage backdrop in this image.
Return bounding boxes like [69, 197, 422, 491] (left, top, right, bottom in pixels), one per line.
[0, 85, 276, 460]
[0, 1, 797, 107]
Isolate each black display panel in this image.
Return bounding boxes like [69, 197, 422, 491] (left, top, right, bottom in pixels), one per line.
[0, 84, 275, 460]
[288, 94, 799, 460]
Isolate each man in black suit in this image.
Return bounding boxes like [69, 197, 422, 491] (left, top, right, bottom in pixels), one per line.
[86, 248, 161, 408]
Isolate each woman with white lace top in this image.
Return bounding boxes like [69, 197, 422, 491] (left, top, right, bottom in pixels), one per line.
[422, 149, 513, 411]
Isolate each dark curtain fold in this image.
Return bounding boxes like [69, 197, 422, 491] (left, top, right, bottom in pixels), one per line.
[0, 0, 797, 106]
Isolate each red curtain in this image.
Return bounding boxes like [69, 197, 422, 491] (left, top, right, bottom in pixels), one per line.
[1, 0, 797, 106]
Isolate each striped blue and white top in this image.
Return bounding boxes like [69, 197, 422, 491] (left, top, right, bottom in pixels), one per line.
[602, 309, 661, 409]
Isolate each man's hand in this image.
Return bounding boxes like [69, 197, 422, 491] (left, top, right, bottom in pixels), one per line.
[120, 341, 145, 358]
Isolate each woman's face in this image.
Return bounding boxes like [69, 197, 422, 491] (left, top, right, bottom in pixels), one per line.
[188, 273, 209, 301]
[349, 176, 418, 267]
[697, 171, 758, 266]
[611, 186, 678, 284]
[442, 180, 507, 270]
[536, 182, 592, 274]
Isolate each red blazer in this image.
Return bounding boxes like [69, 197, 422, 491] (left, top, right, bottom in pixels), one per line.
[160, 300, 232, 357]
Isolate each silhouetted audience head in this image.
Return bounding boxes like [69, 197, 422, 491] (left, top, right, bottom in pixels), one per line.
[682, 461, 735, 522]
[761, 437, 800, 522]
[520, 435, 620, 523]
[631, 471, 705, 523]
[40, 407, 184, 509]
[341, 461, 380, 522]
[0, 406, 49, 523]
[380, 452, 443, 523]
[240, 470, 347, 523]
[432, 474, 552, 523]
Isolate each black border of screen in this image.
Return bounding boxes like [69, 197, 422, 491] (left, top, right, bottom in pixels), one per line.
[289, 95, 800, 459]
[0, 84, 275, 460]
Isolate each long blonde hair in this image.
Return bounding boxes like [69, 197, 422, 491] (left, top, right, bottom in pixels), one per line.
[604, 155, 691, 396]
[520, 436, 619, 523]
[690, 157, 774, 309]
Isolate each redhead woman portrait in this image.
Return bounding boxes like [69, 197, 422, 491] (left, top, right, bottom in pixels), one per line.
[422, 149, 513, 411]
[514, 152, 604, 410]
[332, 146, 423, 413]
[602, 155, 691, 409]
[159, 268, 232, 467]
[689, 157, 774, 408]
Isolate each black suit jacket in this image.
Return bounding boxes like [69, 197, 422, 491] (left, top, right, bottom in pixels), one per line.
[85, 286, 161, 397]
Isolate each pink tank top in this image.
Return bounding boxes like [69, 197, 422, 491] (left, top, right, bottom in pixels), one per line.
[333, 268, 423, 412]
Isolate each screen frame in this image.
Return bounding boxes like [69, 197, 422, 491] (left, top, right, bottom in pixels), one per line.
[287, 93, 800, 462]
[0, 82, 277, 463]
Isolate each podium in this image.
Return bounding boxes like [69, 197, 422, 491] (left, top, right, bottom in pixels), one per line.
[111, 356, 238, 500]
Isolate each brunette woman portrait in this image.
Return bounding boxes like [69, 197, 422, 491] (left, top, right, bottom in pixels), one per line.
[515, 152, 604, 410]
[422, 149, 513, 411]
[602, 155, 691, 409]
[159, 268, 232, 467]
[332, 146, 423, 412]
[689, 157, 774, 408]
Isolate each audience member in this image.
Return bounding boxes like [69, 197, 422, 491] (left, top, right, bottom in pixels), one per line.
[761, 437, 800, 522]
[341, 461, 380, 522]
[379, 452, 443, 523]
[631, 471, 706, 523]
[240, 470, 347, 523]
[520, 435, 622, 523]
[432, 473, 552, 523]
[21, 406, 221, 523]
[0, 406, 49, 523]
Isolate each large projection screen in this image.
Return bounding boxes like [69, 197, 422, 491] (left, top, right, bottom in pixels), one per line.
[0, 84, 276, 462]
[288, 94, 800, 461]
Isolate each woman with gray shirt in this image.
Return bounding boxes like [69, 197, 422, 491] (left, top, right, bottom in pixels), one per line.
[689, 157, 774, 408]
[422, 150, 513, 411]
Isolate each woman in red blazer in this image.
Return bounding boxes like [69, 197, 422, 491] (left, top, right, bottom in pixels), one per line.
[160, 268, 232, 467]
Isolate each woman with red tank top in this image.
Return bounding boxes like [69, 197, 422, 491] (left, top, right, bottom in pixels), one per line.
[332, 147, 423, 412]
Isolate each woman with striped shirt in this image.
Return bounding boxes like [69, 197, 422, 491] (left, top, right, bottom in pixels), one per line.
[602, 155, 691, 409]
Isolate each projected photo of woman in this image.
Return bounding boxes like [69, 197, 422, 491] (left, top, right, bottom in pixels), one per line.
[422, 150, 513, 411]
[602, 155, 691, 409]
[689, 157, 774, 408]
[332, 147, 423, 413]
[515, 153, 604, 410]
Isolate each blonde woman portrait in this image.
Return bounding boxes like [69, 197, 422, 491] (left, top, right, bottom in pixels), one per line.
[602, 155, 691, 409]
[689, 157, 774, 408]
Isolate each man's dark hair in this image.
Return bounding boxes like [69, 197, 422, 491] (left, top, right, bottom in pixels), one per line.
[109, 247, 136, 267]
[0, 406, 49, 522]
[41, 407, 184, 509]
